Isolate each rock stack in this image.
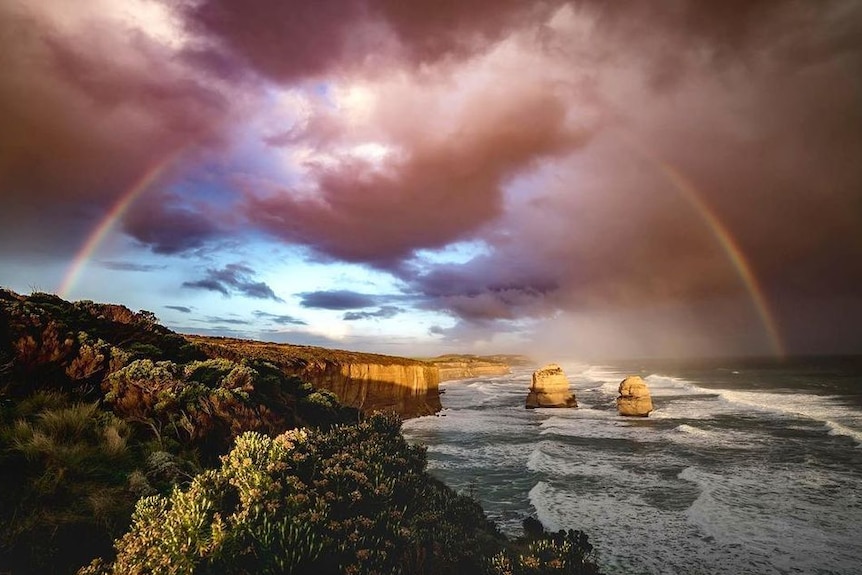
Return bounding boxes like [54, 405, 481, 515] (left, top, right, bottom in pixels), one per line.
[616, 375, 653, 417]
[526, 364, 578, 409]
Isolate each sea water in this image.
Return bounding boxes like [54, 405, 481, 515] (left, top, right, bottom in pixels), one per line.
[401, 357, 862, 575]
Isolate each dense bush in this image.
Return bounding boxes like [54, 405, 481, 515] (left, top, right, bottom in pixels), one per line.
[1, 290, 604, 574]
[81, 413, 507, 575]
[487, 524, 601, 575]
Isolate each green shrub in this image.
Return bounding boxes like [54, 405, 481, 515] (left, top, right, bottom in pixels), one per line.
[81, 413, 508, 575]
[487, 524, 601, 575]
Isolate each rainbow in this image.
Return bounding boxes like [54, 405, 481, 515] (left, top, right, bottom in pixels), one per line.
[652, 160, 785, 357]
[57, 154, 180, 298]
[617, 135, 784, 356]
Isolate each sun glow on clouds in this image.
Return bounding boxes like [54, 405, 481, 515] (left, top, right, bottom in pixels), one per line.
[332, 84, 377, 125]
[30, 0, 189, 49]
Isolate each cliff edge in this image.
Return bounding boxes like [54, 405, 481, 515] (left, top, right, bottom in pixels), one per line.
[186, 336, 442, 418]
[425, 354, 531, 381]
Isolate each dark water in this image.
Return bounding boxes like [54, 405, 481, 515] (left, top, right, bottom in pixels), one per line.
[402, 357, 862, 575]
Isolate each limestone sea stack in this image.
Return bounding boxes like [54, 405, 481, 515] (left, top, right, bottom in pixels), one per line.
[616, 375, 653, 417]
[526, 364, 578, 409]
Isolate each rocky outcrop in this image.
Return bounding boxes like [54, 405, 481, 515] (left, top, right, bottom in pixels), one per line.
[187, 336, 442, 418]
[525, 364, 577, 409]
[616, 375, 653, 417]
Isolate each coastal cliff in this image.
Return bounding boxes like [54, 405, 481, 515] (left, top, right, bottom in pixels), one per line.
[426, 354, 530, 381]
[186, 336, 442, 417]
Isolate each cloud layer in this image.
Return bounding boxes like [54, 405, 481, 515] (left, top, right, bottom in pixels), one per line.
[3, 0, 861, 356]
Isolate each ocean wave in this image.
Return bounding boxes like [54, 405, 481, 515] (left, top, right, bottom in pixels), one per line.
[674, 423, 713, 437]
[527, 442, 647, 483]
[669, 423, 769, 450]
[825, 420, 862, 448]
[637, 373, 862, 446]
[538, 411, 658, 441]
[714, 389, 862, 445]
[677, 464, 862, 571]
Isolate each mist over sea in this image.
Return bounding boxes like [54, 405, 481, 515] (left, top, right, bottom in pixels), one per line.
[402, 356, 862, 575]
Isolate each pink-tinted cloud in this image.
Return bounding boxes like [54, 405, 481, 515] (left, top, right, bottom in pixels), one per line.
[246, 81, 585, 266]
[2, 0, 861, 356]
[0, 1, 237, 256]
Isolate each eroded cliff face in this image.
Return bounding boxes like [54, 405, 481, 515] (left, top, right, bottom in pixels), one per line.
[436, 361, 511, 382]
[617, 375, 653, 417]
[303, 361, 441, 418]
[425, 354, 515, 382]
[187, 336, 442, 418]
[526, 363, 578, 409]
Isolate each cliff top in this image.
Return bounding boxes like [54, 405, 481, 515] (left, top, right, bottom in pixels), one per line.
[423, 353, 533, 366]
[186, 335, 434, 369]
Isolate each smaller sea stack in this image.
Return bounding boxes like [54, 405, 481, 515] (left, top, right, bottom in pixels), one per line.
[617, 375, 653, 417]
[526, 364, 578, 409]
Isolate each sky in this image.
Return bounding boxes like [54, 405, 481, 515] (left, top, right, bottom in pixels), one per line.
[1, 0, 861, 360]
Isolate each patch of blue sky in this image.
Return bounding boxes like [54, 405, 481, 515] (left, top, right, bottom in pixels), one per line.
[412, 239, 491, 267]
[170, 162, 244, 206]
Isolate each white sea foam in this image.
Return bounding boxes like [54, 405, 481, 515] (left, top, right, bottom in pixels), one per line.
[825, 420, 862, 447]
[527, 442, 649, 484]
[528, 481, 716, 574]
[407, 363, 862, 574]
[714, 389, 862, 446]
[669, 423, 770, 450]
[537, 409, 662, 442]
[674, 423, 713, 437]
[678, 465, 862, 572]
[635, 372, 862, 446]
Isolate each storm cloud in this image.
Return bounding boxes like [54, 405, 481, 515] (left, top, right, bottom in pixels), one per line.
[183, 264, 283, 301]
[3, 0, 861, 356]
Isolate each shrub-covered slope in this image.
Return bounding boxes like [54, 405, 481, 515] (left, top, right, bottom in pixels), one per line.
[0, 290, 356, 572]
[0, 290, 602, 574]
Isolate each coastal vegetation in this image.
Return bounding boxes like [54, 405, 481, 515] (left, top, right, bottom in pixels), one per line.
[0, 289, 601, 574]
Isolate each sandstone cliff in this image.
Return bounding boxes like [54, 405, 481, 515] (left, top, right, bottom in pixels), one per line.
[425, 354, 533, 381]
[617, 375, 653, 417]
[525, 363, 578, 409]
[426, 354, 512, 381]
[187, 336, 442, 418]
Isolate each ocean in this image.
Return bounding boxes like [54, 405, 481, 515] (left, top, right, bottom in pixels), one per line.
[401, 356, 862, 575]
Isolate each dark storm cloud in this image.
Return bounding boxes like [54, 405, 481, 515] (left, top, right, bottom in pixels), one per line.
[246, 86, 584, 267]
[182, 278, 229, 296]
[3, 0, 862, 356]
[122, 193, 228, 255]
[186, 0, 562, 82]
[298, 290, 380, 310]
[253, 310, 307, 326]
[183, 264, 283, 301]
[0, 2, 233, 257]
[165, 305, 193, 313]
[343, 306, 402, 321]
[201, 316, 252, 326]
